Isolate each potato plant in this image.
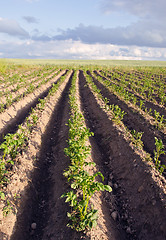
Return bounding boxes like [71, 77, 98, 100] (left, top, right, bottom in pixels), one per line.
[94, 71, 166, 131]
[0, 68, 62, 113]
[84, 70, 166, 175]
[62, 71, 112, 231]
[0, 71, 71, 202]
[154, 137, 166, 174]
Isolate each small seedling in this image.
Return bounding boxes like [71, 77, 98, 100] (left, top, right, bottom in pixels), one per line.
[154, 110, 165, 129]
[3, 200, 15, 216]
[154, 137, 166, 174]
[130, 130, 143, 149]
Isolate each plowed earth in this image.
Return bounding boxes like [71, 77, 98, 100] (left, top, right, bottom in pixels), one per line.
[0, 68, 166, 240]
[88, 71, 166, 167]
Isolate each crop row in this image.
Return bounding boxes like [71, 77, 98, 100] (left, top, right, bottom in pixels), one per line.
[0, 68, 62, 113]
[79, 69, 166, 239]
[99, 69, 166, 112]
[0, 69, 67, 138]
[101, 68, 166, 106]
[0, 65, 166, 239]
[61, 71, 112, 231]
[0, 66, 56, 99]
[0, 70, 72, 211]
[0, 65, 45, 88]
[93, 71, 166, 132]
[84, 70, 166, 175]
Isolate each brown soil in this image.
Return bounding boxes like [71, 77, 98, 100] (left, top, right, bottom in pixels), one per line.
[0, 71, 73, 240]
[0, 70, 67, 142]
[0, 68, 55, 105]
[0, 69, 166, 240]
[79, 70, 166, 240]
[10, 72, 74, 240]
[97, 70, 166, 118]
[89, 71, 166, 167]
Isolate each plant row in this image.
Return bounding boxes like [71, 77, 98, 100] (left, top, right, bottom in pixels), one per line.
[0, 71, 71, 210]
[84, 71, 166, 175]
[0, 65, 46, 88]
[100, 68, 166, 106]
[0, 69, 63, 113]
[61, 71, 112, 232]
[93, 71, 166, 132]
[0, 66, 56, 99]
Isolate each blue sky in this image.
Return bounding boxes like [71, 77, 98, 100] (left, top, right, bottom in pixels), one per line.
[0, 0, 166, 60]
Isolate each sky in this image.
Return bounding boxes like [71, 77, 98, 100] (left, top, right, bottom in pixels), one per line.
[0, 0, 166, 60]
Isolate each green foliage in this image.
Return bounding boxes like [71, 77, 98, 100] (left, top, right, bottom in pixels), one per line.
[0, 67, 70, 210]
[0, 191, 5, 200]
[38, 98, 46, 110]
[31, 114, 39, 125]
[130, 130, 144, 149]
[0, 59, 8, 73]
[94, 69, 166, 132]
[154, 137, 166, 174]
[139, 99, 145, 110]
[154, 110, 165, 130]
[109, 104, 126, 124]
[3, 200, 15, 216]
[62, 72, 112, 232]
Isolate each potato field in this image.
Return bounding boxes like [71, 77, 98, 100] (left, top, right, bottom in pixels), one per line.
[0, 62, 166, 240]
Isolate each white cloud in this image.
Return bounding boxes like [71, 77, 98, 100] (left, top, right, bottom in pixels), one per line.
[23, 16, 39, 24]
[132, 48, 142, 57]
[25, 0, 166, 50]
[51, 23, 166, 48]
[100, 0, 166, 20]
[0, 18, 29, 38]
[1, 39, 166, 60]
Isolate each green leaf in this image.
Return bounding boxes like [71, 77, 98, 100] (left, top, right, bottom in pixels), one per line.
[104, 185, 112, 192]
[60, 193, 67, 198]
[92, 219, 97, 228]
[71, 182, 78, 189]
[91, 210, 98, 220]
[67, 212, 71, 218]
[96, 182, 105, 191]
[94, 171, 104, 181]
[0, 191, 5, 200]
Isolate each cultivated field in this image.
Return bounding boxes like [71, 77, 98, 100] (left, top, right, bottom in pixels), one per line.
[0, 60, 166, 240]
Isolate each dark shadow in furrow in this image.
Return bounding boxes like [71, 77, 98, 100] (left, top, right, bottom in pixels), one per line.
[79, 70, 166, 240]
[78, 72, 127, 240]
[79, 71, 132, 240]
[10, 71, 75, 240]
[98, 70, 166, 118]
[0, 70, 68, 144]
[88, 71, 166, 167]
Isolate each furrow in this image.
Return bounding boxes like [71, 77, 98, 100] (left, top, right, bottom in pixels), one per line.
[0, 70, 67, 142]
[89, 71, 166, 167]
[97, 70, 166, 118]
[0, 70, 73, 240]
[79, 70, 166, 240]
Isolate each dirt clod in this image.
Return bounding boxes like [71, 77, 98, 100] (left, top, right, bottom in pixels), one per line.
[111, 211, 118, 221]
[31, 223, 37, 230]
